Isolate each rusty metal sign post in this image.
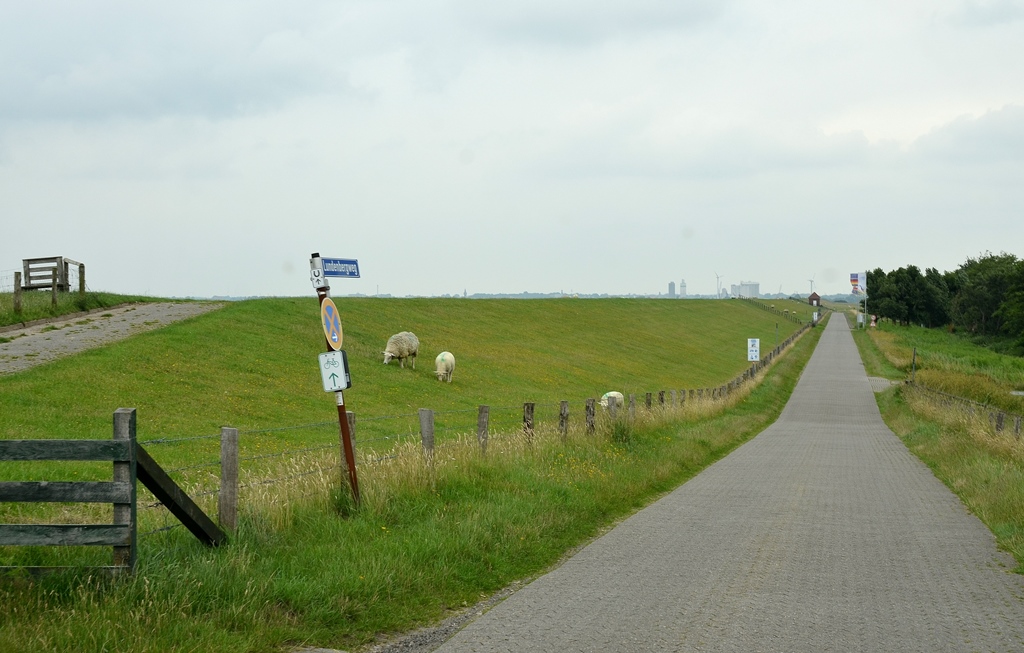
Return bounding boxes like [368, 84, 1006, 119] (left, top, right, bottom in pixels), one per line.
[310, 252, 361, 508]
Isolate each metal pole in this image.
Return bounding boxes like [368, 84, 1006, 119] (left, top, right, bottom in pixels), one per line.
[312, 253, 360, 508]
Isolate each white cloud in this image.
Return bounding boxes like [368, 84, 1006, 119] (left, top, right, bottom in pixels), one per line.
[0, 1, 1022, 298]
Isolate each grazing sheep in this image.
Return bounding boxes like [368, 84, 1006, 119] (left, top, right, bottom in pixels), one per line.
[434, 351, 456, 382]
[382, 331, 419, 369]
[599, 391, 624, 410]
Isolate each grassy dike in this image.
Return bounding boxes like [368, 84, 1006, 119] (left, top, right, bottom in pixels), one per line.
[0, 300, 819, 652]
[850, 325, 1024, 573]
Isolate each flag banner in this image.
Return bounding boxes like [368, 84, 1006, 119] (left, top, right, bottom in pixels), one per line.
[850, 272, 867, 295]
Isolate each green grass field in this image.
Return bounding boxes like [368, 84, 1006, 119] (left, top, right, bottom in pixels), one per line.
[0, 296, 802, 441]
[0, 297, 816, 652]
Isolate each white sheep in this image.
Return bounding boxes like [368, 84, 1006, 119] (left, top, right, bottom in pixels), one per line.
[599, 391, 624, 410]
[434, 351, 456, 382]
[382, 331, 419, 368]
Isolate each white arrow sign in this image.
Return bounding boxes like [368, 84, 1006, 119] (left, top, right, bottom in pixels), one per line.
[319, 351, 351, 392]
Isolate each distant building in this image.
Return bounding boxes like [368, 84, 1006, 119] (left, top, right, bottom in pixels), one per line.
[679, 279, 687, 297]
[730, 281, 760, 298]
[668, 281, 676, 298]
[808, 292, 820, 306]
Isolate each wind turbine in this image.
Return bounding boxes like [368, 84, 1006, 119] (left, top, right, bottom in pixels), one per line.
[714, 272, 722, 299]
[808, 275, 816, 295]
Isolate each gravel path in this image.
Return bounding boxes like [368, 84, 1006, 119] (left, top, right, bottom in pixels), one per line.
[0, 302, 223, 375]
[427, 316, 1024, 652]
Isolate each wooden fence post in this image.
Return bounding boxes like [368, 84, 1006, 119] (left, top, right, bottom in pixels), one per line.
[559, 401, 569, 441]
[1015, 416, 1021, 438]
[996, 412, 1005, 432]
[219, 427, 238, 533]
[523, 403, 535, 442]
[418, 409, 434, 462]
[628, 394, 635, 422]
[645, 392, 652, 409]
[50, 269, 58, 307]
[477, 405, 489, 454]
[585, 399, 595, 434]
[13, 272, 22, 314]
[689, 389, 695, 402]
[609, 399, 617, 420]
[78, 263, 86, 295]
[112, 408, 137, 570]
[697, 389, 703, 401]
[658, 391, 665, 407]
[670, 390, 677, 406]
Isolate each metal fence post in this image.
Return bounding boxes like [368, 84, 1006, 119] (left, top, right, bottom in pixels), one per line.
[219, 427, 238, 533]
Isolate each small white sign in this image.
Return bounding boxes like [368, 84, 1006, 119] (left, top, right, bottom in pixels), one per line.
[310, 268, 326, 289]
[319, 351, 351, 392]
[747, 338, 760, 362]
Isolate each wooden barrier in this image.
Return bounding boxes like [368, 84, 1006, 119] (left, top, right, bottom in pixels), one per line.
[0, 408, 137, 572]
[0, 408, 225, 574]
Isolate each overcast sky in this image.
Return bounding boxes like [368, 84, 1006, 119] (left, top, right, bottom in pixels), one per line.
[2, 1, 1022, 298]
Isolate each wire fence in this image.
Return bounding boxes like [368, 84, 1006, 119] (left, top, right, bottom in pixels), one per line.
[132, 320, 813, 543]
[906, 382, 1023, 438]
[1, 316, 814, 550]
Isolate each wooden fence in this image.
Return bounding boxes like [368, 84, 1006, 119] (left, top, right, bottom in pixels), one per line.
[0, 408, 225, 574]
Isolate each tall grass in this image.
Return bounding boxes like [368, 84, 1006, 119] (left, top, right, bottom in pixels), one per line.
[860, 322, 1024, 414]
[0, 301, 821, 653]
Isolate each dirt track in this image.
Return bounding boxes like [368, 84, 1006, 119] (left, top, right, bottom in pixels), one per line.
[0, 302, 223, 376]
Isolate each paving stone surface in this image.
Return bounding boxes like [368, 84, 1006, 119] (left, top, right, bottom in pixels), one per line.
[0, 302, 223, 375]
[433, 316, 1024, 652]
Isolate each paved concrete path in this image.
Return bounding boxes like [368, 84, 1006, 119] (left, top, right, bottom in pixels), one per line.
[0, 302, 222, 375]
[435, 316, 1024, 652]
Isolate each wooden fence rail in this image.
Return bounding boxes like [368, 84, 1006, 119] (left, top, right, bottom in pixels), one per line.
[0, 408, 225, 574]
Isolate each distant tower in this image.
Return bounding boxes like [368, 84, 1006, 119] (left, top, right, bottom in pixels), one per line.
[679, 279, 687, 297]
[668, 281, 676, 298]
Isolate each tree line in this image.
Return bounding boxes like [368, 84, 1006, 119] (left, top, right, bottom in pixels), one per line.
[867, 252, 1024, 346]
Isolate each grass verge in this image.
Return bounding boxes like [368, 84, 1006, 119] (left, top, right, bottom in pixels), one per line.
[0, 291, 165, 329]
[0, 311, 822, 652]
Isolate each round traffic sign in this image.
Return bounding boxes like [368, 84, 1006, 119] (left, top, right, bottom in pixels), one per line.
[320, 298, 343, 350]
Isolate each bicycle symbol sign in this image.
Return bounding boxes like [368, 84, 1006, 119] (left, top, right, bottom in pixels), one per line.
[321, 298, 343, 350]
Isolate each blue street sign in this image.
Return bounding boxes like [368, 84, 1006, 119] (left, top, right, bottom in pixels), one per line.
[321, 258, 360, 278]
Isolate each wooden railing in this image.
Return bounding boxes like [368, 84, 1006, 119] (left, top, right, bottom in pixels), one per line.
[0, 408, 225, 574]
